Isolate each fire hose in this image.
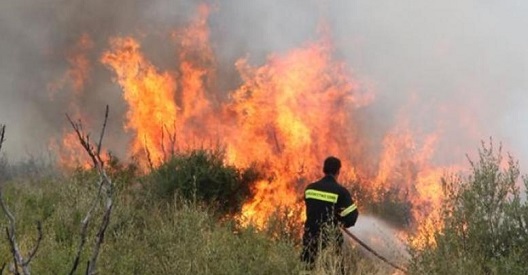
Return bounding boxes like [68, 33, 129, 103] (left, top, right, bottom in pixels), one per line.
[341, 227, 408, 273]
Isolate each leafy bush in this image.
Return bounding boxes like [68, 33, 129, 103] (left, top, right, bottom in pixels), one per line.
[146, 149, 259, 214]
[409, 142, 528, 274]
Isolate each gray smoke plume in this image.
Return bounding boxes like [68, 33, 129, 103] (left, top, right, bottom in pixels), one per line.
[1, 0, 527, 171]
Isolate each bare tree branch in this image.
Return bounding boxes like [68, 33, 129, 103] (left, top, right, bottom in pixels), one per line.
[146, 122, 179, 169]
[84, 260, 90, 275]
[86, 195, 113, 273]
[160, 125, 166, 163]
[144, 135, 154, 171]
[69, 178, 104, 275]
[163, 122, 178, 159]
[96, 106, 109, 157]
[66, 115, 98, 168]
[22, 221, 42, 266]
[167, 122, 177, 157]
[0, 125, 41, 275]
[0, 125, 5, 153]
[6, 226, 20, 275]
[67, 105, 115, 275]
[0, 193, 15, 226]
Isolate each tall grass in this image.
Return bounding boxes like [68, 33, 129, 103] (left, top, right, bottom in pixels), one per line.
[0, 172, 301, 274]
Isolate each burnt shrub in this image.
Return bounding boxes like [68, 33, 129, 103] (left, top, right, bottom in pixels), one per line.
[145, 149, 260, 214]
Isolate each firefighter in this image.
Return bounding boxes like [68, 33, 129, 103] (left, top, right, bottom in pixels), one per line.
[300, 156, 359, 269]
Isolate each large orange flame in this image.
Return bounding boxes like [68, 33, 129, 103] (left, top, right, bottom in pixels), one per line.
[101, 37, 178, 166]
[226, 36, 374, 225]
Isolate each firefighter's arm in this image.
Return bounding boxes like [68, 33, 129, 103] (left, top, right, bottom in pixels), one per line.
[337, 189, 358, 228]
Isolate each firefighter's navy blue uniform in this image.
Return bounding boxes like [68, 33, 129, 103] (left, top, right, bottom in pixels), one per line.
[300, 174, 359, 266]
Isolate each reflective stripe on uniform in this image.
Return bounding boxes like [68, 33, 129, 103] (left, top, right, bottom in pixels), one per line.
[305, 189, 339, 203]
[340, 203, 357, 217]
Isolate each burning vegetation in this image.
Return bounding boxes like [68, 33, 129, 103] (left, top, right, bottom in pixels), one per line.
[2, 1, 528, 273]
[47, 4, 466, 249]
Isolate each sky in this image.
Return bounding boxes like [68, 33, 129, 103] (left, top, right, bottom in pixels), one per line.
[1, 0, 527, 171]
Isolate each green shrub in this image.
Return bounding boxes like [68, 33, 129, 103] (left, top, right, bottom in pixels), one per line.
[145, 149, 259, 214]
[409, 141, 528, 274]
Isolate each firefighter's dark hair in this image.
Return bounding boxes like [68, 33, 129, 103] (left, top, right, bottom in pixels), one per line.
[323, 156, 341, 175]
